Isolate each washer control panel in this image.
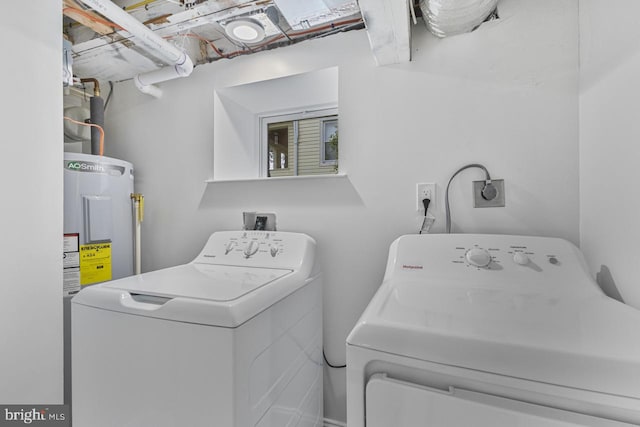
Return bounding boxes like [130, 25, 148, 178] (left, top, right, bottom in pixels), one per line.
[193, 231, 314, 270]
[226, 232, 285, 259]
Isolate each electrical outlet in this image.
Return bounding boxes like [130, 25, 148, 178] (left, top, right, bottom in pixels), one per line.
[473, 179, 505, 208]
[416, 183, 436, 212]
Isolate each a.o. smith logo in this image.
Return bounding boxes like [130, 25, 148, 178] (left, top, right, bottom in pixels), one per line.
[66, 161, 105, 173]
[65, 161, 125, 175]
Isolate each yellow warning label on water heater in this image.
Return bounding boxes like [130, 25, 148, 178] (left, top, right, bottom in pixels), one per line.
[80, 243, 112, 285]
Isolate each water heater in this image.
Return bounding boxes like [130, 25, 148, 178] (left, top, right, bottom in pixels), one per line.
[63, 152, 134, 295]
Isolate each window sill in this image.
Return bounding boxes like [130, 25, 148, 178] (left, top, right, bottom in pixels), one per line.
[205, 173, 348, 184]
[200, 173, 360, 208]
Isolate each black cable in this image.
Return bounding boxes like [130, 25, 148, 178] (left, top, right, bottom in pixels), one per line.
[323, 348, 346, 369]
[419, 198, 431, 234]
[104, 81, 114, 112]
[422, 197, 431, 215]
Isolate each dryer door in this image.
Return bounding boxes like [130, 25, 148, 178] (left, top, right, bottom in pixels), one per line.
[365, 374, 635, 427]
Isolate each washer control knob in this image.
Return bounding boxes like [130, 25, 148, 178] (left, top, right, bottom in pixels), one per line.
[513, 252, 530, 265]
[465, 248, 492, 267]
[244, 241, 259, 258]
[225, 241, 236, 255]
[270, 246, 279, 257]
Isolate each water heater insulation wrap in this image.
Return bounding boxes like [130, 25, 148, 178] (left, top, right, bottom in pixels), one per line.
[64, 153, 134, 292]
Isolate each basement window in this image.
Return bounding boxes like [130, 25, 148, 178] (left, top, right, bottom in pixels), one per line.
[212, 67, 338, 181]
[261, 109, 338, 178]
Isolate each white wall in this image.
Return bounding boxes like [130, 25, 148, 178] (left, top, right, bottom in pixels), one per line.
[580, 0, 640, 309]
[104, 0, 578, 420]
[0, 3, 63, 403]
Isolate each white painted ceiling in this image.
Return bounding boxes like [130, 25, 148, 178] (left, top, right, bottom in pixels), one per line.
[64, 0, 364, 82]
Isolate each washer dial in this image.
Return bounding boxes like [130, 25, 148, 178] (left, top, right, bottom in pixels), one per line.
[243, 240, 259, 258]
[513, 252, 530, 265]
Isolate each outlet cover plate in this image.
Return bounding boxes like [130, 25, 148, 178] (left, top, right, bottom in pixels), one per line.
[473, 179, 505, 208]
[416, 182, 436, 212]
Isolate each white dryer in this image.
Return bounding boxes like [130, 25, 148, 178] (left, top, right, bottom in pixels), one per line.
[72, 231, 322, 427]
[347, 234, 640, 426]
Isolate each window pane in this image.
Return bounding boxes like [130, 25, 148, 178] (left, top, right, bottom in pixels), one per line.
[323, 120, 338, 163]
[267, 122, 293, 177]
[264, 113, 338, 177]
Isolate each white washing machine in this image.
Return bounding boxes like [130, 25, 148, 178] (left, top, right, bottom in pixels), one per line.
[72, 231, 323, 427]
[347, 234, 640, 426]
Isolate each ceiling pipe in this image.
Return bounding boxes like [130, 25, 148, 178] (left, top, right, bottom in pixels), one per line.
[79, 0, 194, 97]
[133, 63, 193, 98]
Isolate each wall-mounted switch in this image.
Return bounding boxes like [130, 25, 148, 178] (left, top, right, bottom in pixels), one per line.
[473, 179, 505, 208]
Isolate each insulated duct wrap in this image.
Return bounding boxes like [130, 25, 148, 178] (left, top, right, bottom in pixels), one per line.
[419, 0, 498, 38]
[89, 96, 104, 155]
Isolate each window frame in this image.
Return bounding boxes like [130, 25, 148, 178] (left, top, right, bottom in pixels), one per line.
[320, 117, 338, 166]
[259, 106, 338, 178]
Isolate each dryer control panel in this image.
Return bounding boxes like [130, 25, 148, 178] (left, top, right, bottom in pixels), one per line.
[384, 234, 599, 294]
[453, 243, 559, 270]
[192, 231, 316, 271]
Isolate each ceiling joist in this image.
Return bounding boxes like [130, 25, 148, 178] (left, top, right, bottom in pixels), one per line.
[358, 0, 411, 66]
[63, 0, 117, 36]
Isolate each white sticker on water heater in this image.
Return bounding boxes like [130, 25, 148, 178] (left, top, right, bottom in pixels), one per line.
[63, 233, 81, 296]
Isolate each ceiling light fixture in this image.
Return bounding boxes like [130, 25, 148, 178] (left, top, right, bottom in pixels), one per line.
[225, 18, 266, 44]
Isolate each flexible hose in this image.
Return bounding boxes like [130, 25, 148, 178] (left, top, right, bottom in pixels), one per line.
[445, 163, 491, 233]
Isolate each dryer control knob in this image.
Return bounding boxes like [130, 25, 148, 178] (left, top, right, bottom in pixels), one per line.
[244, 241, 259, 258]
[513, 252, 530, 265]
[465, 248, 492, 267]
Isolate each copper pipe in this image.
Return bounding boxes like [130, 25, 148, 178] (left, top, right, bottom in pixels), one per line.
[80, 78, 100, 97]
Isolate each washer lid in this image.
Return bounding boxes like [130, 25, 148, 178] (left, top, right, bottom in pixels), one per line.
[347, 277, 640, 400]
[101, 263, 292, 301]
[72, 263, 302, 327]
